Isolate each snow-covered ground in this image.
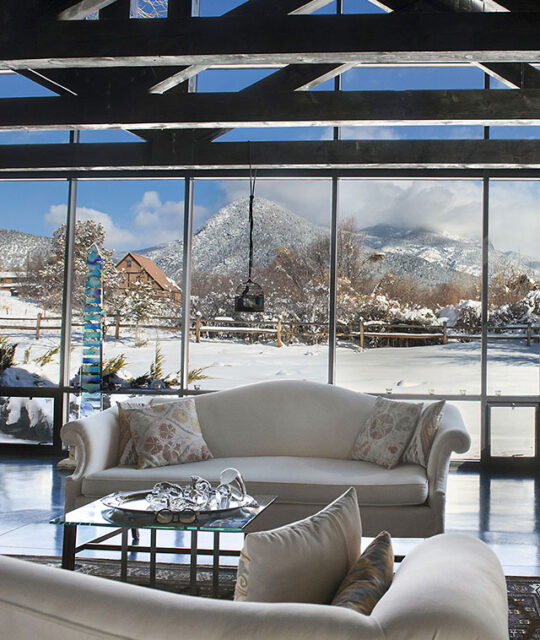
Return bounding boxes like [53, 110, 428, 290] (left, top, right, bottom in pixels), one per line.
[1, 297, 538, 459]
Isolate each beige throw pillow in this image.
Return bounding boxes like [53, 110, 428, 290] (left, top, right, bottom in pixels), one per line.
[351, 396, 423, 469]
[234, 487, 362, 604]
[120, 398, 213, 469]
[402, 400, 445, 467]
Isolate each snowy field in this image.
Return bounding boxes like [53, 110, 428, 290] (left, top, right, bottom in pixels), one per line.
[0, 296, 538, 459]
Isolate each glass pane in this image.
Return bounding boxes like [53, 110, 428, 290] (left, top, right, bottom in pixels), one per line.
[190, 179, 331, 390]
[335, 179, 482, 397]
[69, 181, 184, 413]
[490, 406, 536, 458]
[452, 400, 481, 461]
[0, 395, 54, 444]
[487, 181, 540, 397]
[0, 181, 68, 388]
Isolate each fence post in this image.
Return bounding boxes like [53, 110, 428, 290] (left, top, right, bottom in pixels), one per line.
[443, 321, 448, 345]
[35, 313, 42, 340]
[115, 314, 120, 340]
[360, 320, 364, 349]
[527, 322, 531, 347]
[196, 313, 201, 343]
[277, 317, 282, 348]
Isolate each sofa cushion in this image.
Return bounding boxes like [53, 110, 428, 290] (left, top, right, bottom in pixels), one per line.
[331, 530, 393, 615]
[194, 381, 378, 460]
[83, 456, 428, 507]
[351, 397, 423, 469]
[234, 487, 361, 604]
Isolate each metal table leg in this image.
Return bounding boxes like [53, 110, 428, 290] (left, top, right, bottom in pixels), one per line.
[212, 531, 220, 598]
[190, 530, 198, 595]
[121, 528, 128, 581]
[150, 529, 157, 587]
[61, 524, 77, 570]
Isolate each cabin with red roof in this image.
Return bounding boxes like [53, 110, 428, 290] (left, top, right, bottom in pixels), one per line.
[116, 253, 181, 303]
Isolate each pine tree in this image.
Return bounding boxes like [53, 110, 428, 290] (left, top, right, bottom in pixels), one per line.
[24, 220, 123, 315]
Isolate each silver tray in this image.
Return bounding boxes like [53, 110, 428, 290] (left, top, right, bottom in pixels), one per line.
[101, 490, 257, 516]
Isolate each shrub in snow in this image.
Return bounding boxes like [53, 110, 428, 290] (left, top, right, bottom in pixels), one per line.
[0, 336, 16, 373]
[0, 396, 52, 442]
[440, 300, 481, 333]
[489, 289, 540, 327]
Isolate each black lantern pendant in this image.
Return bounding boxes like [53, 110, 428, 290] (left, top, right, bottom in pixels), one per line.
[235, 167, 264, 312]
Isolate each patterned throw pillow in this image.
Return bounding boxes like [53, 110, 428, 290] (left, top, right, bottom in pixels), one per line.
[331, 530, 393, 615]
[402, 400, 446, 467]
[117, 403, 139, 466]
[351, 396, 423, 469]
[117, 397, 176, 466]
[120, 398, 213, 469]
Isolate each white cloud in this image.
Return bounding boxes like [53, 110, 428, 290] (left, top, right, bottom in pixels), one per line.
[45, 191, 211, 251]
[45, 204, 138, 249]
[218, 178, 539, 257]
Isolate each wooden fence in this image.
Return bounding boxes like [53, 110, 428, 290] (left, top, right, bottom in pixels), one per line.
[0, 314, 537, 348]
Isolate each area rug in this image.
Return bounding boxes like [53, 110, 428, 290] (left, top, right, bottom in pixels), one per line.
[12, 557, 540, 636]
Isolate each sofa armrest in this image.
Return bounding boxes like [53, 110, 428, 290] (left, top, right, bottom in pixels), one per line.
[372, 533, 508, 640]
[427, 403, 471, 503]
[0, 555, 385, 640]
[61, 406, 121, 509]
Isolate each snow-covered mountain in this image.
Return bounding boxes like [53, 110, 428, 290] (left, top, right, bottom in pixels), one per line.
[0, 229, 53, 270]
[360, 224, 539, 284]
[136, 197, 324, 282]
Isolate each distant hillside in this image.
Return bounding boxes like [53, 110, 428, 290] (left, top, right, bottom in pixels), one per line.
[0, 229, 53, 270]
[135, 197, 324, 283]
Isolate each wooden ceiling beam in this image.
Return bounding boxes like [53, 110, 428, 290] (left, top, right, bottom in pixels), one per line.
[2, 13, 540, 70]
[2, 88, 540, 130]
[148, 0, 332, 95]
[58, 0, 118, 20]
[1, 139, 539, 171]
[370, 0, 540, 89]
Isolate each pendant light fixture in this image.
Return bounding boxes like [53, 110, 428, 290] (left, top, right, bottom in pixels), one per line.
[234, 150, 264, 313]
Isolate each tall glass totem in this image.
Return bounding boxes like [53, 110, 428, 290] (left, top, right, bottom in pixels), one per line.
[80, 243, 103, 416]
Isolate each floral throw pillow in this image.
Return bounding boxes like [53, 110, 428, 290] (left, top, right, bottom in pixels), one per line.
[351, 397, 423, 469]
[402, 400, 445, 467]
[331, 530, 393, 615]
[121, 398, 213, 469]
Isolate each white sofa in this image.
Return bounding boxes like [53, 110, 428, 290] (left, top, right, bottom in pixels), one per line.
[0, 534, 509, 640]
[61, 380, 471, 537]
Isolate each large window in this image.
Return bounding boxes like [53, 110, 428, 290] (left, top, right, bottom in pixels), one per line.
[189, 179, 331, 390]
[0, 181, 68, 445]
[68, 180, 184, 419]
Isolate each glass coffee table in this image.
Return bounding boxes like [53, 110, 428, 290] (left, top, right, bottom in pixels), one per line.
[51, 494, 276, 597]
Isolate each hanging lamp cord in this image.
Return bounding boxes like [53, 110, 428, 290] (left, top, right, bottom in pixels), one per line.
[248, 145, 257, 282]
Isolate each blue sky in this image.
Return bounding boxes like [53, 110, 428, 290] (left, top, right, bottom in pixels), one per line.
[0, 1, 538, 258]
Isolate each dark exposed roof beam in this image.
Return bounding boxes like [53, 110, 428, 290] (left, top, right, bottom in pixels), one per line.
[1, 140, 539, 171]
[148, 0, 334, 94]
[3, 89, 540, 130]
[2, 13, 540, 70]
[227, 0, 335, 15]
[369, 0, 506, 12]
[475, 61, 540, 88]
[370, 0, 540, 89]
[58, 0, 118, 20]
[491, 0, 538, 10]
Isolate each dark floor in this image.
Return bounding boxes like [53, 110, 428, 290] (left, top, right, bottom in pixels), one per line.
[0, 455, 539, 576]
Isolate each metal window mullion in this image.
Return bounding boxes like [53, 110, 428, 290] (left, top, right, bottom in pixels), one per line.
[58, 131, 79, 437]
[180, 177, 194, 392]
[328, 0, 342, 386]
[480, 175, 490, 463]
